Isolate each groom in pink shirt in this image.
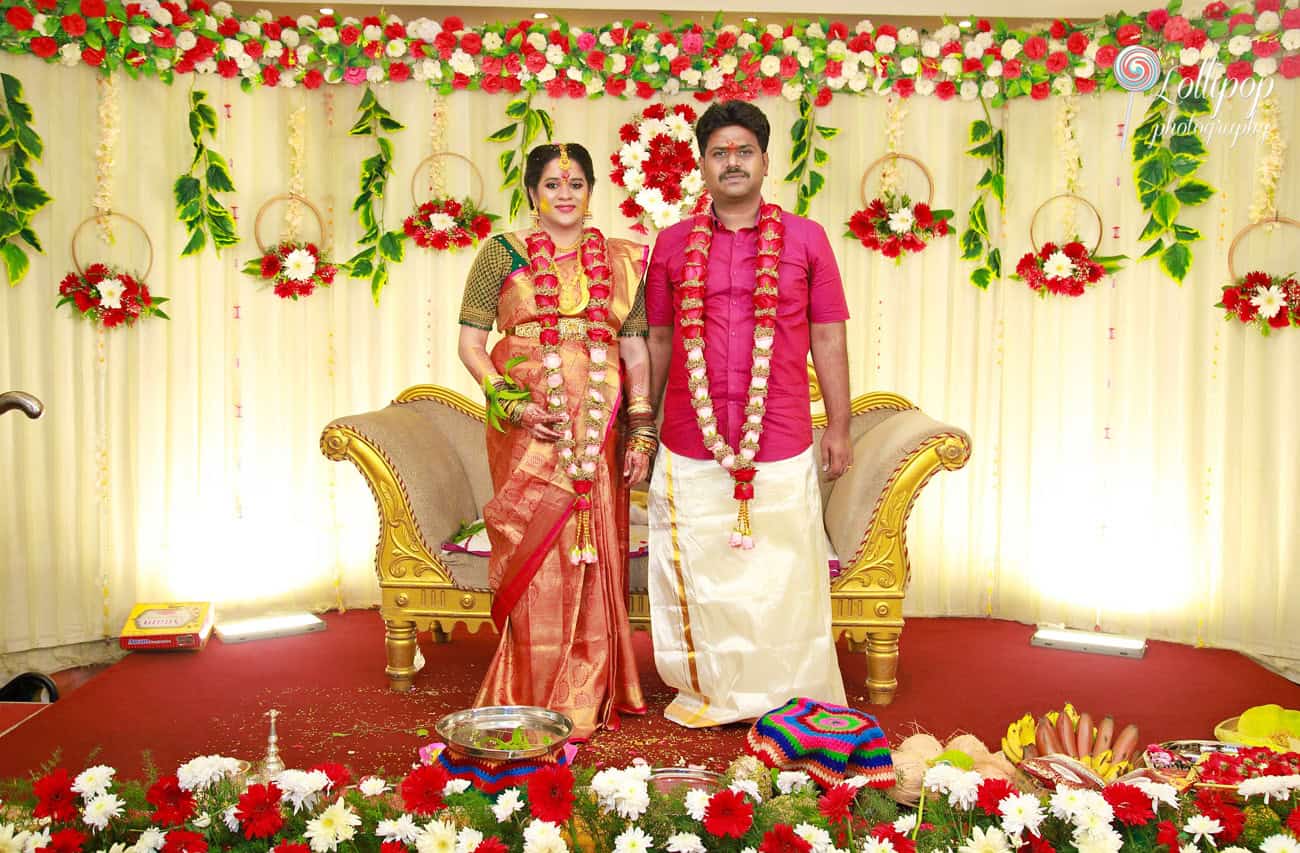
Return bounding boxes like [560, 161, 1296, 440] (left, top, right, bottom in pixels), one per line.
[644, 101, 852, 728]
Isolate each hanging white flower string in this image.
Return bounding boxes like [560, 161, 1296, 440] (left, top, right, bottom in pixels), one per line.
[1248, 93, 1285, 228]
[1054, 92, 1082, 239]
[879, 94, 906, 198]
[94, 73, 119, 244]
[427, 91, 448, 199]
[285, 104, 306, 242]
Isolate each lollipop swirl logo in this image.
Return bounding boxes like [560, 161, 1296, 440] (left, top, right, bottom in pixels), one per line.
[1114, 46, 1162, 93]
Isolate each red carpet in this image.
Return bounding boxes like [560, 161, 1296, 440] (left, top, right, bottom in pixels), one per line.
[2, 612, 1298, 780]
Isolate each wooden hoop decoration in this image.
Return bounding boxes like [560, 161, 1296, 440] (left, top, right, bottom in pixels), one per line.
[1227, 215, 1300, 282]
[253, 193, 328, 255]
[1029, 192, 1103, 255]
[860, 153, 934, 208]
[71, 211, 154, 280]
[410, 152, 485, 209]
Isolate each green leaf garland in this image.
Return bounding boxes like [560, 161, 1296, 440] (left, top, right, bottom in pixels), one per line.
[344, 88, 406, 304]
[961, 103, 1005, 289]
[784, 94, 836, 217]
[490, 94, 553, 223]
[173, 88, 238, 257]
[0, 73, 51, 286]
[1130, 92, 1214, 285]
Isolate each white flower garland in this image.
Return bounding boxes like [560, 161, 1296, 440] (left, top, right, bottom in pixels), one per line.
[1249, 94, 1286, 226]
[94, 73, 119, 244]
[285, 104, 306, 241]
[879, 95, 906, 198]
[427, 92, 448, 199]
[1054, 92, 1081, 238]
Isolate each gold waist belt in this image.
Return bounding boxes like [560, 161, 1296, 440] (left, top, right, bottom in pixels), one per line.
[504, 318, 589, 340]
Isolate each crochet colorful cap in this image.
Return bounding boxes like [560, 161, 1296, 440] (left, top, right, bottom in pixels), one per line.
[436, 746, 570, 795]
[745, 697, 895, 789]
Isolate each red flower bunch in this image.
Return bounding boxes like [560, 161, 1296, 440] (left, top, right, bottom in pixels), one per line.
[43, 829, 87, 853]
[758, 823, 813, 853]
[703, 788, 754, 838]
[146, 774, 196, 826]
[402, 197, 494, 251]
[526, 764, 576, 823]
[1102, 782, 1154, 826]
[974, 777, 1017, 816]
[244, 241, 338, 300]
[1014, 240, 1124, 297]
[400, 764, 452, 815]
[33, 768, 77, 822]
[162, 829, 208, 853]
[56, 264, 167, 328]
[1218, 270, 1299, 335]
[235, 782, 285, 840]
[1198, 746, 1300, 783]
[845, 194, 952, 260]
[610, 103, 709, 233]
[308, 762, 352, 791]
[817, 783, 857, 824]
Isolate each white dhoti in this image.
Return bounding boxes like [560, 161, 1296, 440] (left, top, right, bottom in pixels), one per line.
[648, 446, 847, 728]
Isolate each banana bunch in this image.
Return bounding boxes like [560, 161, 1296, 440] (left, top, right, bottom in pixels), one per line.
[1001, 703, 1141, 783]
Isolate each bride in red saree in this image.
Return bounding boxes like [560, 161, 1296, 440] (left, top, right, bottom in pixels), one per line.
[456, 143, 655, 740]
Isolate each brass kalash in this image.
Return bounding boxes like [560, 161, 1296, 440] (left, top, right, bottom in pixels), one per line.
[321, 368, 969, 705]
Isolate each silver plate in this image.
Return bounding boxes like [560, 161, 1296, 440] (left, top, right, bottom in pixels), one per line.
[648, 767, 725, 794]
[435, 706, 572, 761]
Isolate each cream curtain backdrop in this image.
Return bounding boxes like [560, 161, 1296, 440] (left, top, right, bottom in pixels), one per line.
[1, 54, 1298, 672]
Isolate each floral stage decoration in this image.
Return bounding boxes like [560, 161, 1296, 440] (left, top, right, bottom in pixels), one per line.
[4, 743, 1300, 853]
[244, 241, 339, 300]
[1013, 239, 1127, 297]
[846, 195, 953, 261]
[1218, 270, 1300, 333]
[610, 103, 709, 233]
[55, 263, 167, 327]
[402, 198, 494, 252]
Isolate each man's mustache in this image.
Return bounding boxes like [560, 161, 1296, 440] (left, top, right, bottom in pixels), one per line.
[721, 169, 748, 179]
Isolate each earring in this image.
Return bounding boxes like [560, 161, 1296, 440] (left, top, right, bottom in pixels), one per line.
[530, 209, 541, 228]
[582, 208, 592, 223]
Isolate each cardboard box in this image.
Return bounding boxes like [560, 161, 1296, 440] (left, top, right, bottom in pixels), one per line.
[119, 602, 215, 650]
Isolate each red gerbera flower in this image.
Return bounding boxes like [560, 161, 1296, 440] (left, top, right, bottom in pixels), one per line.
[146, 774, 194, 825]
[526, 765, 575, 823]
[473, 839, 509, 853]
[976, 777, 1017, 816]
[309, 763, 351, 791]
[758, 823, 812, 853]
[703, 789, 753, 838]
[161, 830, 208, 853]
[261, 253, 282, 279]
[1195, 789, 1244, 841]
[869, 825, 916, 853]
[41, 828, 87, 853]
[1103, 783, 1154, 826]
[273, 843, 312, 853]
[817, 783, 857, 824]
[400, 764, 450, 815]
[1287, 807, 1300, 837]
[235, 782, 285, 840]
[33, 768, 77, 822]
[1155, 819, 1181, 851]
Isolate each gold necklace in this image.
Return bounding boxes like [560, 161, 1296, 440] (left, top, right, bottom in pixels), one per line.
[554, 256, 590, 314]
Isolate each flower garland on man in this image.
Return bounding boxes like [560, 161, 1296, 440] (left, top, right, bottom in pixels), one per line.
[644, 101, 851, 729]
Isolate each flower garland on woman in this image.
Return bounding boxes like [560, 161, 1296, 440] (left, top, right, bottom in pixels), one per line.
[454, 142, 653, 741]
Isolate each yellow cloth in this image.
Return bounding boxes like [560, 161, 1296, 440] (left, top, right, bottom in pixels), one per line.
[647, 447, 847, 728]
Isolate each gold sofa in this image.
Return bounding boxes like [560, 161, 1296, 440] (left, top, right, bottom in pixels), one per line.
[321, 385, 970, 705]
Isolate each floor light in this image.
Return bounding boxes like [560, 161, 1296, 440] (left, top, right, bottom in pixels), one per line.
[215, 613, 326, 644]
[1030, 625, 1147, 659]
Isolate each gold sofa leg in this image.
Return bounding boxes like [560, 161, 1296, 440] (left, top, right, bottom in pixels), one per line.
[865, 629, 901, 705]
[385, 618, 419, 692]
[431, 622, 450, 644]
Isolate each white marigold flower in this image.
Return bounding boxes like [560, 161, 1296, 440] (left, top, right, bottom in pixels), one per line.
[964, 38, 984, 58]
[960, 80, 979, 100]
[598, 31, 614, 47]
[613, 827, 653, 853]
[855, 19, 874, 34]
[264, 40, 284, 59]
[283, 28, 301, 48]
[893, 814, 918, 834]
[176, 30, 197, 50]
[1255, 56, 1279, 76]
[1001, 38, 1022, 59]
[527, 32, 546, 50]
[82, 795, 125, 831]
[1075, 59, 1095, 77]
[759, 54, 781, 76]
[987, 59, 1003, 77]
[296, 14, 316, 29]
[766, 23, 784, 38]
[999, 793, 1045, 838]
[1183, 815, 1223, 847]
[128, 25, 151, 43]
[738, 33, 756, 49]
[921, 39, 941, 57]
[235, 53, 253, 69]
[782, 81, 805, 100]
[981, 79, 999, 98]
[900, 55, 919, 74]
[521, 820, 568, 853]
[862, 839, 898, 853]
[221, 806, 240, 833]
[681, 171, 704, 195]
[957, 825, 1011, 853]
[584, 77, 602, 95]
[305, 799, 361, 853]
[941, 55, 961, 76]
[679, 67, 702, 86]
[365, 64, 385, 83]
[359, 777, 389, 797]
[1073, 826, 1124, 853]
[796, 45, 813, 66]
[241, 19, 261, 36]
[1, 825, 33, 853]
[73, 766, 116, 800]
[211, 1, 232, 15]
[222, 37, 245, 56]
[482, 32, 502, 51]
[1180, 47, 1200, 65]
[611, 53, 628, 73]
[898, 26, 919, 44]
[1257, 10, 1281, 31]
[975, 30, 994, 49]
[178, 756, 241, 792]
[793, 823, 833, 853]
[729, 779, 761, 802]
[915, 78, 937, 96]
[1282, 29, 1300, 50]
[535, 64, 557, 82]
[24, 829, 51, 853]
[1199, 41, 1218, 61]
[441, 779, 470, 797]
[376, 815, 421, 844]
[775, 771, 812, 794]
[683, 788, 710, 821]
[386, 39, 407, 57]
[150, 5, 172, 25]
[58, 42, 80, 65]
[317, 27, 338, 44]
[804, 21, 824, 39]
[875, 34, 896, 53]
[702, 67, 724, 89]
[192, 814, 211, 829]
[781, 35, 801, 53]
[453, 828, 483, 853]
[641, 60, 660, 74]
[1085, 40, 1100, 59]
[565, 66, 583, 81]
[491, 788, 525, 822]
[449, 49, 476, 75]
[660, 42, 679, 61]
[545, 44, 565, 65]
[665, 833, 705, 853]
[1053, 75, 1075, 95]
[195, 58, 217, 74]
[416, 818, 457, 853]
[1228, 34, 1253, 55]
[362, 24, 381, 41]
[295, 44, 313, 63]
[1261, 835, 1300, 853]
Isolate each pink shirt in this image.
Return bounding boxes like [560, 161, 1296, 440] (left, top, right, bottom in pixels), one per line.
[646, 205, 849, 463]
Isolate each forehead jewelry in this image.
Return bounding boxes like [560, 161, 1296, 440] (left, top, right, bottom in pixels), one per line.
[557, 143, 571, 180]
